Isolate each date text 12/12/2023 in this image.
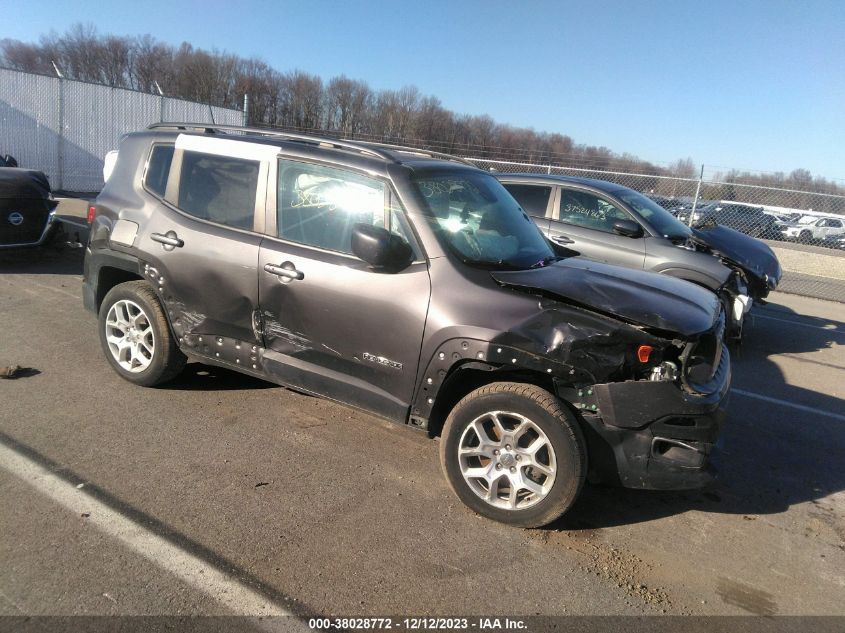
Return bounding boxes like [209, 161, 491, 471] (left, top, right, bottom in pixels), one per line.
[308, 617, 528, 630]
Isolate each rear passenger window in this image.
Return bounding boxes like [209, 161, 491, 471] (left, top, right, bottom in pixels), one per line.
[502, 184, 552, 217]
[144, 144, 174, 197]
[277, 159, 411, 254]
[177, 151, 259, 230]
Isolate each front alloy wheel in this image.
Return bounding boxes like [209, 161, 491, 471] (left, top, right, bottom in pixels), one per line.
[458, 411, 557, 510]
[441, 382, 587, 528]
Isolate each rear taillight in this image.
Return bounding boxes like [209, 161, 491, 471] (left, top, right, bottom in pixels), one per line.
[87, 204, 96, 224]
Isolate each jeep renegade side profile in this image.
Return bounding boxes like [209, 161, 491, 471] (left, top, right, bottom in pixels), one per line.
[84, 124, 731, 527]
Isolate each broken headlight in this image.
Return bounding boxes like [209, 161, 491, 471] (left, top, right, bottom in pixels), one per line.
[649, 361, 679, 382]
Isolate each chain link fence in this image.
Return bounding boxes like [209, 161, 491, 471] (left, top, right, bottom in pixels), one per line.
[0, 68, 242, 192]
[465, 158, 845, 303]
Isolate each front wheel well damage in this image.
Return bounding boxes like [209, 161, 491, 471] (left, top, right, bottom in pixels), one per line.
[423, 364, 609, 483]
[425, 364, 557, 438]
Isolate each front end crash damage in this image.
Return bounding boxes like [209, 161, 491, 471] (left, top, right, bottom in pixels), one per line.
[718, 270, 753, 339]
[557, 313, 730, 490]
[502, 303, 730, 490]
[690, 224, 783, 301]
[669, 235, 754, 338]
[415, 293, 730, 491]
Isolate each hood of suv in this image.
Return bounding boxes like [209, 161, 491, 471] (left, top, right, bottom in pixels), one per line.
[492, 258, 719, 337]
[690, 224, 782, 288]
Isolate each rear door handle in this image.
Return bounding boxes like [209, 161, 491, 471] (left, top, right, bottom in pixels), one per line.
[264, 262, 304, 281]
[151, 231, 184, 249]
[551, 235, 574, 245]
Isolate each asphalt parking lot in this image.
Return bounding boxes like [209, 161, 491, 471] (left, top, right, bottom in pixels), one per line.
[1, 239, 843, 621]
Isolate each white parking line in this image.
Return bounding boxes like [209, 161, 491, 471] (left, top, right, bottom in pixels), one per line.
[754, 313, 845, 334]
[0, 441, 291, 617]
[732, 388, 845, 422]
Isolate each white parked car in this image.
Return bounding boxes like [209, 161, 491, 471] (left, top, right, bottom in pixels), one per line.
[781, 216, 845, 242]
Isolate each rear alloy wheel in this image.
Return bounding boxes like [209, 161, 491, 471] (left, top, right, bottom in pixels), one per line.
[105, 299, 155, 373]
[440, 382, 587, 528]
[98, 281, 186, 386]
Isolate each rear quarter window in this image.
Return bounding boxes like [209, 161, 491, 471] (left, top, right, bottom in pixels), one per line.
[143, 144, 174, 197]
[176, 150, 260, 231]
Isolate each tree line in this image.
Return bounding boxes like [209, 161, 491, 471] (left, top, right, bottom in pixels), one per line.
[2, 24, 842, 200]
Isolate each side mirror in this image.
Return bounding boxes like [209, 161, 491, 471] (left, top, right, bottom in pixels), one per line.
[612, 219, 643, 238]
[351, 223, 413, 270]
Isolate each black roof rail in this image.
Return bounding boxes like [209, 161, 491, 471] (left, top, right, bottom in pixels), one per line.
[146, 122, 477, 168]
[147, 122, 395, 161]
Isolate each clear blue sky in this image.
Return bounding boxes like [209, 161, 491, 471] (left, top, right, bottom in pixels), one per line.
[4, 0, 845, 179]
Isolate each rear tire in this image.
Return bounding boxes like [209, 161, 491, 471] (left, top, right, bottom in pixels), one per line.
[440, 382, 587, 528]
[98, 281, 186, 386]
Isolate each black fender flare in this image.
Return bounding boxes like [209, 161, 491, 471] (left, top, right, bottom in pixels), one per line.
[83, 249, 144, 313]
[410, 337, 595, 427]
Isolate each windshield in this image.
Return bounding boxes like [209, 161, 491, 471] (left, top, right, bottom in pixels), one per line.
[617, 189, 692, 239]
[412, 171, 555, 269]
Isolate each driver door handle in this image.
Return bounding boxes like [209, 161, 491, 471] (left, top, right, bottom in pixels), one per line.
[552, 235, 574, 245]
[264, 262, 304, 281]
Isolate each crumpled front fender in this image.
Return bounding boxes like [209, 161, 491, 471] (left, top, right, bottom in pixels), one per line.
[410, 304, 671, 426]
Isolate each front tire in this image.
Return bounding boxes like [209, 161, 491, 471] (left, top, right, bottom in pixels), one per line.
[440, 382, 587, 528]
[98, 281, 186, 386]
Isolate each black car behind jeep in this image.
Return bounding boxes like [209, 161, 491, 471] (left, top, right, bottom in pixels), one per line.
[0, 167, 58, 248]
[83, 124, 731, 527]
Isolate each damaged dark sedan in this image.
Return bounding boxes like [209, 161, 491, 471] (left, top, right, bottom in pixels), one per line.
[84, 124, 731, 527]
[498, 174, 782, 338]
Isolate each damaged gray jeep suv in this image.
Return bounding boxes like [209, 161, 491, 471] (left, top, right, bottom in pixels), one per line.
[84, 124, 731, 527]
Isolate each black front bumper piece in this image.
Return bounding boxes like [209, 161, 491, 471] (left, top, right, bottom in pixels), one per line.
[564, 347, 731, 490]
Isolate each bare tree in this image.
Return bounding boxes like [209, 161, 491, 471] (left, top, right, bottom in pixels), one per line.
[100, 36, 132, 87]
[0, 38, 54, 75]
[279, 70, 323, 131]
[325, 75, 371, 136]
[58, 23, 105, 83]
[236, 58, 276, 124]
[668, 158, 697, 179]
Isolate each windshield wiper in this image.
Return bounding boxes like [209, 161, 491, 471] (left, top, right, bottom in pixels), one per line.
[460, 257, 521, 270]
[529, 255, 563, 269]
[463, 256, 560, 271]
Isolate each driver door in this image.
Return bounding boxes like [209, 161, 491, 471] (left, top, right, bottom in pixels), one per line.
[549, 186, 646, 269]
[257, 158, 430, 423]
